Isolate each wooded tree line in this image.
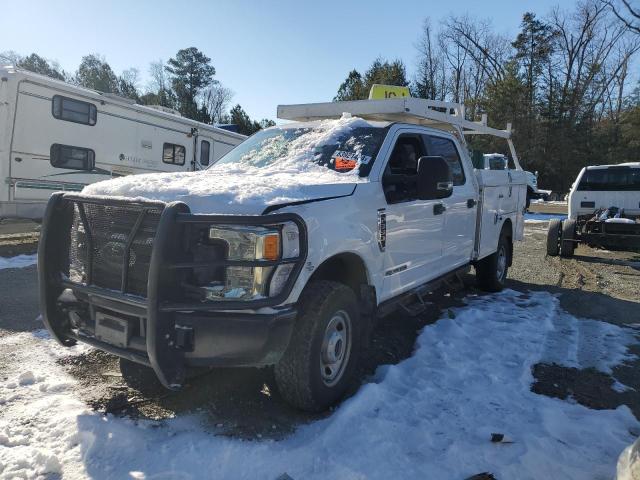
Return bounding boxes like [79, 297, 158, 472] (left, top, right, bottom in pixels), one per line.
[0, 47, 274, 136]
[334, 0, 640, 192]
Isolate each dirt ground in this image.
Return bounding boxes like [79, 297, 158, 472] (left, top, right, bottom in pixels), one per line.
[0, 218, 639, 440]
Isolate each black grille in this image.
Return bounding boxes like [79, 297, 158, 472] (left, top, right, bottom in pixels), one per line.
[68, 202, 163, 297]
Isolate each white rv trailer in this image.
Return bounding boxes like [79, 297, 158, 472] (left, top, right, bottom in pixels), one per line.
[0, 66, 246, 219]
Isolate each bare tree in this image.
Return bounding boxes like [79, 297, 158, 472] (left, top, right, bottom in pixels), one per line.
[443, 15, 509, 85]
[147, 59, 172, 107]
[603, 0, 640, 33]
[0, 50, 21, 65]
[550, 1, 638, 123]
[202, 84, 234, 124]
[414, 19, 446, 100]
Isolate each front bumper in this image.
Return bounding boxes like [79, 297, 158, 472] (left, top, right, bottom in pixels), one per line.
[38, 193, 306, 389]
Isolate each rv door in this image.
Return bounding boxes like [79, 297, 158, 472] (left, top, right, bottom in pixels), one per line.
[195, 137, 212, 170]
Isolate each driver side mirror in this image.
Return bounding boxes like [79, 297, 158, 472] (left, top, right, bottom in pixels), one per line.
[417, 156, 453, 200]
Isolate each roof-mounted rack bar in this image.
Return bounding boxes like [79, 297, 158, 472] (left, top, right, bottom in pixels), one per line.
[277, 98, 520, 166]
[277, 98, 512, 138]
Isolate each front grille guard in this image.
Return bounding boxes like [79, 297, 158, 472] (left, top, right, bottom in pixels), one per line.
[39, 192, 308, 388]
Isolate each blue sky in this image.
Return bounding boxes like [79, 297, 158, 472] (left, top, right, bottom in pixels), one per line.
[2, 0, 563, 121]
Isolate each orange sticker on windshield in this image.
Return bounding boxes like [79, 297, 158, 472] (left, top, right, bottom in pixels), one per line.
[334, 157, 357, 171]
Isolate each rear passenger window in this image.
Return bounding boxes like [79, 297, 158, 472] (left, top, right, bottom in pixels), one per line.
[52, 95, 97, 126]
[200, 140, 211, 166]
[50, 144, 95, 170]
[163, 143, 186, 166]
[423, 135, 466, 186]
[577, 168, 640, 191]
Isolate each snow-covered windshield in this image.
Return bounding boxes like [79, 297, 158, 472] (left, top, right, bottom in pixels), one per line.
[212, 117, 388, 177]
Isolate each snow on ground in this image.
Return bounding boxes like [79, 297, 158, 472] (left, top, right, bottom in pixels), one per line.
[1, 291, 638, 480]
[524, 212, 567, 224]
[0, 254, 37, 270]
[82, 116, 376, 215]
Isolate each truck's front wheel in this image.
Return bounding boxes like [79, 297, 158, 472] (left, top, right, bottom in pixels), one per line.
[275, 281, 361, 412]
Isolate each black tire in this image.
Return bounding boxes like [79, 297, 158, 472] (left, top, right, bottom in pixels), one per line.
[560, 219, 576, 258]
[476, 229, 511, 292]
[547, 219, 562, 257]
[275, 280, 361, 412]
[526, 187, 533, 210]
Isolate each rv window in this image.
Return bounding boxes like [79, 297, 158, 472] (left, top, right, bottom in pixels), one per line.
[50, 144, 95, 171]
[52, 96, 97, 126]
[163, 143, 186, 166]
[200, 140, 211, 166]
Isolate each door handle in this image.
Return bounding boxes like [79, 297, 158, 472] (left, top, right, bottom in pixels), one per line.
[498, 194, 504, 199]
[434, 203, 446, 215]
[467, 198, 477, 208]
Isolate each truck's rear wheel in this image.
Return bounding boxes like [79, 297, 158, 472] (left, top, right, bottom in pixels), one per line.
[560, 219, 577, 258]
[547, 219, 562, 256]
[275, 280, 361, 412]
[476, 229, 511, 292]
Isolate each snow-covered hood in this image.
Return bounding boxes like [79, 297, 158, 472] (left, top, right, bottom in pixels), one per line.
[82, 168, 358, 215]
[83, 115, 379, 214]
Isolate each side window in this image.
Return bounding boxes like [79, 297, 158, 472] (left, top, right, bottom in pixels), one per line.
[200, 140, 211, 166]
[163, 143, 186, 166]
[382, 134, 426, 204]
[488, 155, 507, 170]
[50, 144, 95, 171]
[52, 95, 97, 126]
[424, 135, 466, 186]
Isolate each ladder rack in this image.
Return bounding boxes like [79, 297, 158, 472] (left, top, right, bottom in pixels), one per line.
[277, 98, 520, 166]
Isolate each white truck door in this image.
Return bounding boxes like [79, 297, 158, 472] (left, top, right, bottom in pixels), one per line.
[423, 134, 476, 268]
[379, 132, 445, 300]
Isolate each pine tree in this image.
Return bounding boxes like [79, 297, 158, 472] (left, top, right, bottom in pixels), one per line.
[75, 54, 119, 93]
[165, 47, 216, 120]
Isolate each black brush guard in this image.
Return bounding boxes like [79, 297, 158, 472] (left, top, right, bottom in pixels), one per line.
[38, 193, 307, 388]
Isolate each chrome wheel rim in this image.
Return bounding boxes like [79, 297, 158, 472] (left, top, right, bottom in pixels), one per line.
[320, 310, 352, 387]
[496, 244, 507, 282]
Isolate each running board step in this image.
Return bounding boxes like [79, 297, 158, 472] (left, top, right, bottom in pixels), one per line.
[399, 291, 432, 317]
[377, 264, 471, 319]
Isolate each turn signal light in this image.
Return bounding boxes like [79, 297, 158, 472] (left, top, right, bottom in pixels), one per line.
[263, 234, 280, 261]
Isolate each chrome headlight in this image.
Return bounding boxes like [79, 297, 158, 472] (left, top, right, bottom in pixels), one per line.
[199, 222, 300, 301]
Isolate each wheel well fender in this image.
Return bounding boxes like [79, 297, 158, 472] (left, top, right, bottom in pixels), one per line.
[501, 218, 514, 266]
[303, 252, 377, 344]
[305, 252, 372, 301]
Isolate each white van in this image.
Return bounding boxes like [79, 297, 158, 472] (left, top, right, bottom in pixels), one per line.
[0, 66, 246, 219]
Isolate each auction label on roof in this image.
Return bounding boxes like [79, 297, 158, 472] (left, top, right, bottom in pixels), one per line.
[368, 84, 411, 100]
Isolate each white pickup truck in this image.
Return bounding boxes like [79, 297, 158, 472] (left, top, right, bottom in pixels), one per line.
[480, 153, 550, 207]
[547, 162, 640, 256]
[39, 97, 527, 411]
